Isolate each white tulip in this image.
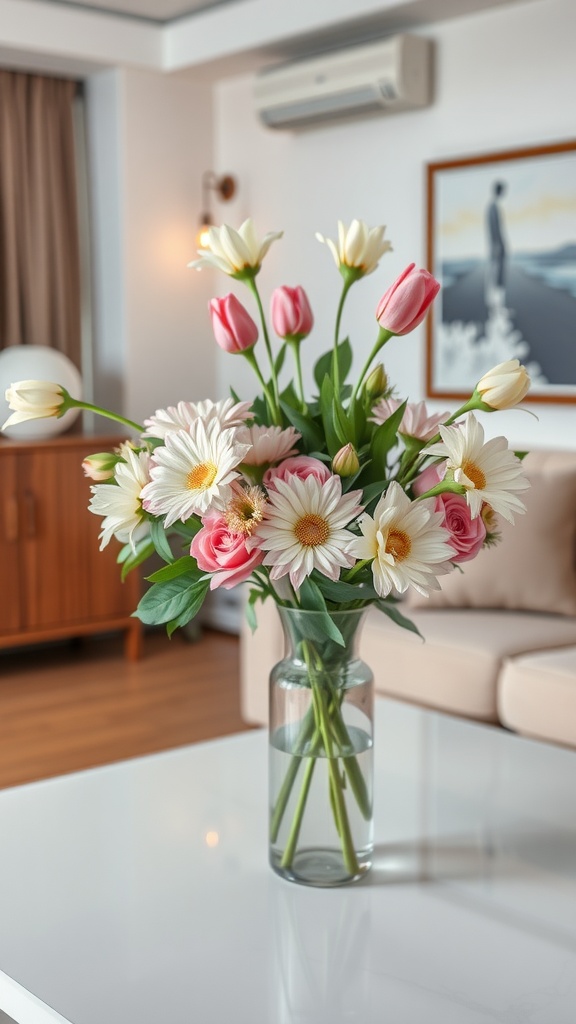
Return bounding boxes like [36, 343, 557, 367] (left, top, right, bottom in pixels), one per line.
[316, 219, 392, 276]
[189, 218, 283, 277]
[2, 380, 67, 430]
[477, 359, 531, 410]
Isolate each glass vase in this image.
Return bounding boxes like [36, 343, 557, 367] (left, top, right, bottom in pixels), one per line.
[269, 606, 374, 887]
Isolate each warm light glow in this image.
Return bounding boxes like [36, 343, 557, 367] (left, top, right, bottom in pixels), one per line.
[205, 830, 219, 848]
[198, 223, 211, 248]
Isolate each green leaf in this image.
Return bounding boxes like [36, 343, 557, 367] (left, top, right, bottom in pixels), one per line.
[367, 400, 407, 481]
[118, 536, 156, 580]
[279, 380, 302, 414]
[360, 480, 388, 508]
[332, 392, 355, 447]
[319, 376, 343, 457]
[146, 555, 200, 584]
[149, 517, 175, 563]
[375, 599, 423, 639]
[313, 338, 352, 392]
[314, 577, 380, 604]
[135, 575, 210, 626]
[350, 397, 367, 446]
[296, 578, 345, 646]
[245, 588, 266, 633]
[279, 400, 324, 451]
[250, 394, 270, 426]
[165, 597, 206, 637]
[169, 518, 203, 541]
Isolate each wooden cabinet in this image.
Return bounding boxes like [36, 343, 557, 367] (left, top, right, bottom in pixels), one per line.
[0, 434, 141, 659]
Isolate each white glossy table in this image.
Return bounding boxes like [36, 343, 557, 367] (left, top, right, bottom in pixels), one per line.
[1, 701, 576, 1024]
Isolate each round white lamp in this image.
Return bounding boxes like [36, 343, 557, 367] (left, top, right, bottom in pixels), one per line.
[0, 345, 83, 440]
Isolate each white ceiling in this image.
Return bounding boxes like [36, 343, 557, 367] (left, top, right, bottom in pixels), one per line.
[34, 0, 236, 23]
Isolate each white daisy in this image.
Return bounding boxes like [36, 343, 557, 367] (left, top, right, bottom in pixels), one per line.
[188, 218, 283, 276]
[89, 447, 151, 552]
[316, 219, 392, 277]
[250, 474, 363, 590]
[141, 419, 251, 527]
[426, 414, 529, 522]
[142, 398, 252, 440]
[238, 424, 300, 466]
[349, 480, 454, 598]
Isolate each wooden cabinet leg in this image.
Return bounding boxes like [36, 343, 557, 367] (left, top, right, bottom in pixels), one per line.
[125, 620, 143, 661]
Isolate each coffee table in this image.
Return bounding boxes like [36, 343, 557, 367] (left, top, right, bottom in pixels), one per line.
[1, 701, 575, 1024]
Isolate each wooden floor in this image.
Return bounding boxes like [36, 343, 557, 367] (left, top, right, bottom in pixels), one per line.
[0, 627, 251, 790]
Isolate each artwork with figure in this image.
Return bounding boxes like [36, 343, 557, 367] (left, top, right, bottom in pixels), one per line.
[426, 142, 576, 403]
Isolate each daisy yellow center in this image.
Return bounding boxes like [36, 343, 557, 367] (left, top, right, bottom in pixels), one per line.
[386, 528, 411, 562]
[187, 461, 217, 491]
[294, 514, 330, 548]
[462, 460, 486, 490]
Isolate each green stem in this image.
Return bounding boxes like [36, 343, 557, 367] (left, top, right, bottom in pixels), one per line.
[247, 278, 281, 417]
[302, 641, 360, 876]
[328, 703, 371, 821]
[332, 278, 353, 393]
[396, 395, 483, 488]
[351, 327, 393, 405]
[242, 348, 281, 426]
[287, 338, 306, 410]
[270, 706, 317, 843]
[67, 398, 143, 435]
[280, 748, 318, 869]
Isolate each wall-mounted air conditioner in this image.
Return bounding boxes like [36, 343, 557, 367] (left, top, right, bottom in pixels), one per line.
[253, 34, 433, 131]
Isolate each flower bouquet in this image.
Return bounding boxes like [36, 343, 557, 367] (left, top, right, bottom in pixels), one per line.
[3, 217, 531, 885]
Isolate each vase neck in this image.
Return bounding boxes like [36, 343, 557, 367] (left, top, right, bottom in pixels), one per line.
[276, 606, 366, 663]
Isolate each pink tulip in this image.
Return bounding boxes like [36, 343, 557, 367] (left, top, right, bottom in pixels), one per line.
[209, 294, 258, 353]
[376, 264, 440, 336]
[270, 286, 314, 340]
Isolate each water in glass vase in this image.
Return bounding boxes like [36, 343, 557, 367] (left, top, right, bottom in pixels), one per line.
[270, 722, 373, 886]
[268, 606, 374, 887]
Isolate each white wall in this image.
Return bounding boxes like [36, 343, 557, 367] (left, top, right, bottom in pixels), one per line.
[86, 67, 216, 430]
[213, 0, 576, 450]
[122, 69, 216, 426]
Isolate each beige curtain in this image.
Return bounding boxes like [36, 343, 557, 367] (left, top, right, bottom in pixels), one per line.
[0, 71, 81, 367]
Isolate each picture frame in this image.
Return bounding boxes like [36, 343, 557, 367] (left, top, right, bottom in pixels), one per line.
[426, 140, 576, 404]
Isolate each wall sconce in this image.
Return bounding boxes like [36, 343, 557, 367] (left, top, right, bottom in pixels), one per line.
[198, 172, 237, 247]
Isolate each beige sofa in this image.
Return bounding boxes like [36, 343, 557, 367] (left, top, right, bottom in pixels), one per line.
[240, 450, 576, 750]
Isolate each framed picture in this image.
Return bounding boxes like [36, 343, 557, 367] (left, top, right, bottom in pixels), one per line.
[426, 140, 576, 403]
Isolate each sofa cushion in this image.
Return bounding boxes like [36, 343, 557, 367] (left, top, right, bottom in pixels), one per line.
[498, 646, 576, 749]
[363, 607, 576, 723]
[406, 450, 576, 617]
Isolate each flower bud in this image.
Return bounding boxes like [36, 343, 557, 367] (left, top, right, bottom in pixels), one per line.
[364, 363, 388, 399]
[332, 443, 360, 477]
[476, 359, 530, 410]
[209, 294, 258, 354]
[376, 264, 440, 336]
[3, 380, 69, 430]
[82, 451, 122, 482]
[270, 285, 314, 341]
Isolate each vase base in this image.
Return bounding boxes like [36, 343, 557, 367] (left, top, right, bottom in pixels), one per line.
[270, 847, 372, 887]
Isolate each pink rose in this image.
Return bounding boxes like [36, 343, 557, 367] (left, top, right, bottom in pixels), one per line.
[191, 512, 263, 589]
[263, 455, 332, 491]
[376, 264, 440, 336]
[209, 294, 258, 353]
[270, 286, 314, 340]
[438, 492, 486, 563]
